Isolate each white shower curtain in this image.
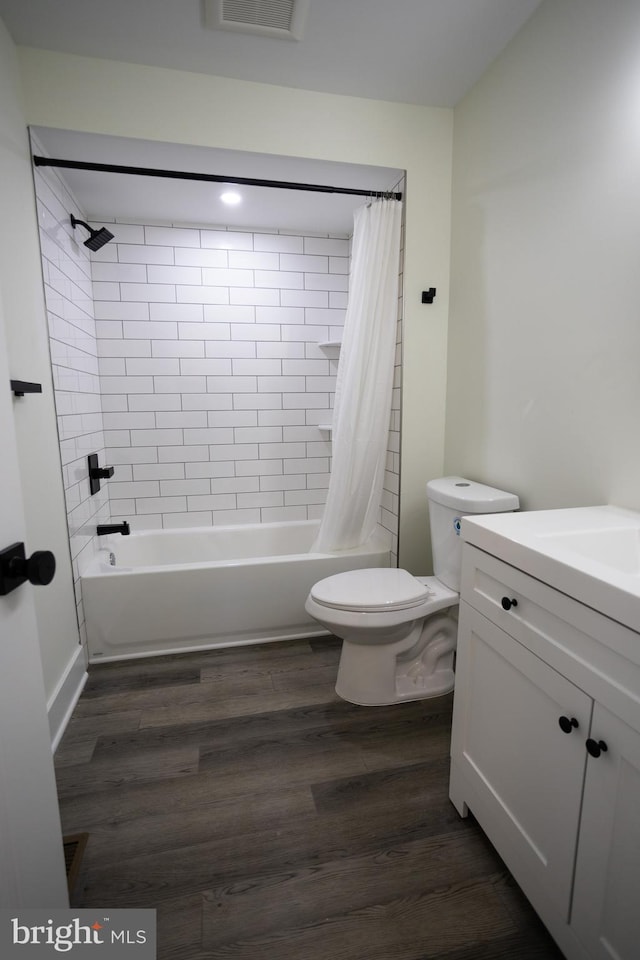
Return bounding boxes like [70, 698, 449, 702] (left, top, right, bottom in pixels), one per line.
[313, 198, 403, 552]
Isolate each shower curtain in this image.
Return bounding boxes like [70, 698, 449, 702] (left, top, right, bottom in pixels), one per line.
[313, 198, 403, 552]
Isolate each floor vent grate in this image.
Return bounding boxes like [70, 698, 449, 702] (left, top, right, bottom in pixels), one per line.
[64, 832, 89, 898]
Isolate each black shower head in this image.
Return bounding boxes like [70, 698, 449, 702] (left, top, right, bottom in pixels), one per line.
[70, 214, 114, 252]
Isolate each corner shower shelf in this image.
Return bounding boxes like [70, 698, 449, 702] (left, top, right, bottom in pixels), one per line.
[318, 341, 339, 434]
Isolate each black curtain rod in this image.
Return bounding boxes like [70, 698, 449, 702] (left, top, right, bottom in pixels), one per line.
[32, 155, 402, 201]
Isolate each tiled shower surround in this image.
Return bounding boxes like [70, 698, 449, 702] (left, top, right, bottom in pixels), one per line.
[93, 223, 349, 528]
[34, 143, 403, 653]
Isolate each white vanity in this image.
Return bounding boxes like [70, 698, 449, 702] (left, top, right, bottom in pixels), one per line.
[449, 505, 640, 960]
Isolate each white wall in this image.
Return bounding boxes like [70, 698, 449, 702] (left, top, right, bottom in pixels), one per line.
[17, 47, 453, 572]
[0, 21, 83, 721]
[447, 0, 640, 512]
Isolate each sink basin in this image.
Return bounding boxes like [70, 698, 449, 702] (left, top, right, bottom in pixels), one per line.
[459, 504, 640, 632]
[537, 526, 640, 576]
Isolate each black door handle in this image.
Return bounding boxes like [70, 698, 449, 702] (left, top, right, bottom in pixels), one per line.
[501, 596, 518, 610]
[0, 542, 56, 595]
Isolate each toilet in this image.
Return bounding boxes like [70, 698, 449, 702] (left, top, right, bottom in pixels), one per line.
[305, 476, 519, 705]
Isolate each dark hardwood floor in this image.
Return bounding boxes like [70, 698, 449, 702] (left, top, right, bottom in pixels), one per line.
[54, 636, 564, 960]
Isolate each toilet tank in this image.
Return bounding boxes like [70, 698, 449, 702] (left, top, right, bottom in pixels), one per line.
[427, 477, 519, 591]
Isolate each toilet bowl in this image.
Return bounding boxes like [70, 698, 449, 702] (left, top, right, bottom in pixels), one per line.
[305, 568, 459, 705]
[305, 476, 519, 706]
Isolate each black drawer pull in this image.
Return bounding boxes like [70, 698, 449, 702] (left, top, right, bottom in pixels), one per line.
[586, 738, 608, 758]
[501, 596, 518, 611]
[559, 716, 579, 734]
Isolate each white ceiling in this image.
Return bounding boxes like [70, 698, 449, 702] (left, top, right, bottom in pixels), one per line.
[1, 0, 543, 108]
[6, 0, 543, 233]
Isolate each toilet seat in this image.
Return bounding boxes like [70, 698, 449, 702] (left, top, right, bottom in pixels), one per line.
[310, 568, 432, 614]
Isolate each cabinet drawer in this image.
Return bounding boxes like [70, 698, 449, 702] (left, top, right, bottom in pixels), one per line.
[460, 544, 640, 734]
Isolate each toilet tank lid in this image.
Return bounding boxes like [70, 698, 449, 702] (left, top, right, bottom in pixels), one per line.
[427, 477, 519, 513]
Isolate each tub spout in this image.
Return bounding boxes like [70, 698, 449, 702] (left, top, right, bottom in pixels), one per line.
[96, 521, 130, 536]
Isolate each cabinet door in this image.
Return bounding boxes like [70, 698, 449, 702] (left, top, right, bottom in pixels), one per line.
[450, 602, 592, 919]
[571, 704, 640, 960]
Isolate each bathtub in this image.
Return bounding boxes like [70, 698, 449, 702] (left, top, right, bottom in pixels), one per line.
[81, 520, 391, 662]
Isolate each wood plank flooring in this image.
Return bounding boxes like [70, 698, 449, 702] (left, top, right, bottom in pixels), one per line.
[54, 636, 565, 960]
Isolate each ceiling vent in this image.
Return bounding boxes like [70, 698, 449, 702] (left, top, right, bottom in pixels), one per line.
[204, 0, 309, 40]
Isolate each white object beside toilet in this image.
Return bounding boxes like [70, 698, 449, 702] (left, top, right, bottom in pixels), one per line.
[305, 477, 519, 705]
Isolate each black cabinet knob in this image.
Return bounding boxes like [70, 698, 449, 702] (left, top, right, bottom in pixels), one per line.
[586, 738, 608, 758]
[501, 596, 518, 611]
[559, 716, 579, 734]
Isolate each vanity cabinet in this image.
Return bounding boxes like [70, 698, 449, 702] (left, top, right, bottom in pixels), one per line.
[450, 542, 640, 960]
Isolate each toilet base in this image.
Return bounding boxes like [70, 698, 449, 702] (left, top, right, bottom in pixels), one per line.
[336, 666, 454, 707]
[334, 609, 457, 706]
[395, 660, 455, 702]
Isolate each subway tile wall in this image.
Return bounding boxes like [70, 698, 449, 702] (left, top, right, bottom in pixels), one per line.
[32, 136, 109, 648]
[92, 221, 350, 530]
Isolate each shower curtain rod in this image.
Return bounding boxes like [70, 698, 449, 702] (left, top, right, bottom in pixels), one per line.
[32, 155, 403, 200]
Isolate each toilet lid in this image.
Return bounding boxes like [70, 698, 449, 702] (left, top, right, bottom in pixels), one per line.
[310, 568, 431, 613]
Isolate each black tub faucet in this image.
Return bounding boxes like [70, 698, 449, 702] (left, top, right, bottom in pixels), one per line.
[96, 521, 130, 536]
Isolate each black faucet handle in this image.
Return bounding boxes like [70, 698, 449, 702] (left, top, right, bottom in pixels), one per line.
[88, 454, 115, 494]
[93, 466, 115, 479]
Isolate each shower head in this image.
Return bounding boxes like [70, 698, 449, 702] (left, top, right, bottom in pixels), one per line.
[70, 214, 114, 252]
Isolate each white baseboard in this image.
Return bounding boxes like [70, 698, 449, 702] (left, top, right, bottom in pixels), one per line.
[47, 644, 88, 753]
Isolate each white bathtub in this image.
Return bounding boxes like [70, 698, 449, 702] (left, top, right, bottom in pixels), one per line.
[81, 520, 391, 662]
